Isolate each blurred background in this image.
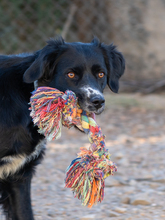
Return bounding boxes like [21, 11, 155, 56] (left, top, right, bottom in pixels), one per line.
[1, 0, 165, 93]
[0, 0, 165, 220]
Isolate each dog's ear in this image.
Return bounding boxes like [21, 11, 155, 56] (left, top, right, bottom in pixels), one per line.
[102, 44, 125, 93]
[23, 37, 65, 83]
[23, 54, 45, 83]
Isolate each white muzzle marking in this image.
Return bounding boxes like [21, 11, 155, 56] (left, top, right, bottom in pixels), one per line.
[80, 86, 103, 98]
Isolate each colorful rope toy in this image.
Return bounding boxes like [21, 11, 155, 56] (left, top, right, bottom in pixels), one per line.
[30, 87, 117, 208]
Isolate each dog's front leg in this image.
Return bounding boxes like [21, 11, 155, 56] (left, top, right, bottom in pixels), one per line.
[8, 173, 34, 220]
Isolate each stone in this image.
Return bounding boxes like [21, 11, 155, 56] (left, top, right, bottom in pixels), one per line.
[108, 211, 120, 217]
[154, 178, 165, 184]
[158, 186, 165, 191]
[124, 186, 136, 194]
[114, 151, 124, 159]
[115, 176, 128, 185]
[130, 194, 151, 206]
[129, 179, 137, 186]
[114, 207, 127, 213]
[119, 158, 129, 166]
[121, 196, 130, 204]
[80, 214, 96, 220]
[47, 209, 55, 217]
[149, 183, 159, 189]
[105, 178, 121, 187]
[135, 174, 153, 181]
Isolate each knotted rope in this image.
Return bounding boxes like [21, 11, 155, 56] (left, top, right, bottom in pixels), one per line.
[30, 87, 117, 208]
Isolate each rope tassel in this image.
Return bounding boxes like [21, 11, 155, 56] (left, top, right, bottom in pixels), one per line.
[30, 87, 117, 208]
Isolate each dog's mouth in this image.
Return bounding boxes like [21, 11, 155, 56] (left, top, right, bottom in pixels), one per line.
[78, 100, 105, 115]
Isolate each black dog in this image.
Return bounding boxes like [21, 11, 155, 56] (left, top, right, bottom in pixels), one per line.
[0, 37, 125, 220]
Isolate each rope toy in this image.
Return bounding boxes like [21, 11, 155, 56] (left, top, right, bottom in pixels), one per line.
[30, 87, 117, 208]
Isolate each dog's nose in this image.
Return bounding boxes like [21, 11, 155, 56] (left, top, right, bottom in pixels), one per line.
[90, 96, 105, 109]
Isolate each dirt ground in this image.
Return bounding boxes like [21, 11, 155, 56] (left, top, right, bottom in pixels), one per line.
[2, 93, 165, 220]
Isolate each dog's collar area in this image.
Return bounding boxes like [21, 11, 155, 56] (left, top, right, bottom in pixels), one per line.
[34, 80, 38, 90]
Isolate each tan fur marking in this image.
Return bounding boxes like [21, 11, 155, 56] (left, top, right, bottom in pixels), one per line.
[0, 155, 26, 179]
[0, 140, 46, 179]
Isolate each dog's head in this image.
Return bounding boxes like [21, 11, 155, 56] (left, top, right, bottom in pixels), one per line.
[23, 37, 125, 114]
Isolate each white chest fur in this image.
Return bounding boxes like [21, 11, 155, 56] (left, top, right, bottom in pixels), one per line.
[0, 139, 46, 179]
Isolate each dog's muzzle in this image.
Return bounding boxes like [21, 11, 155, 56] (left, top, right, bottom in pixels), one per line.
[78, 87, 105, 115]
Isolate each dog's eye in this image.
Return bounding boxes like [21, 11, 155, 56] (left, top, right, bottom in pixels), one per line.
[67, 72, 75, 79]
[98, 72, 105, 78]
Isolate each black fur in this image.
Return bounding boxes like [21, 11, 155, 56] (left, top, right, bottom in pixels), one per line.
[0, 37, 125, 220]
